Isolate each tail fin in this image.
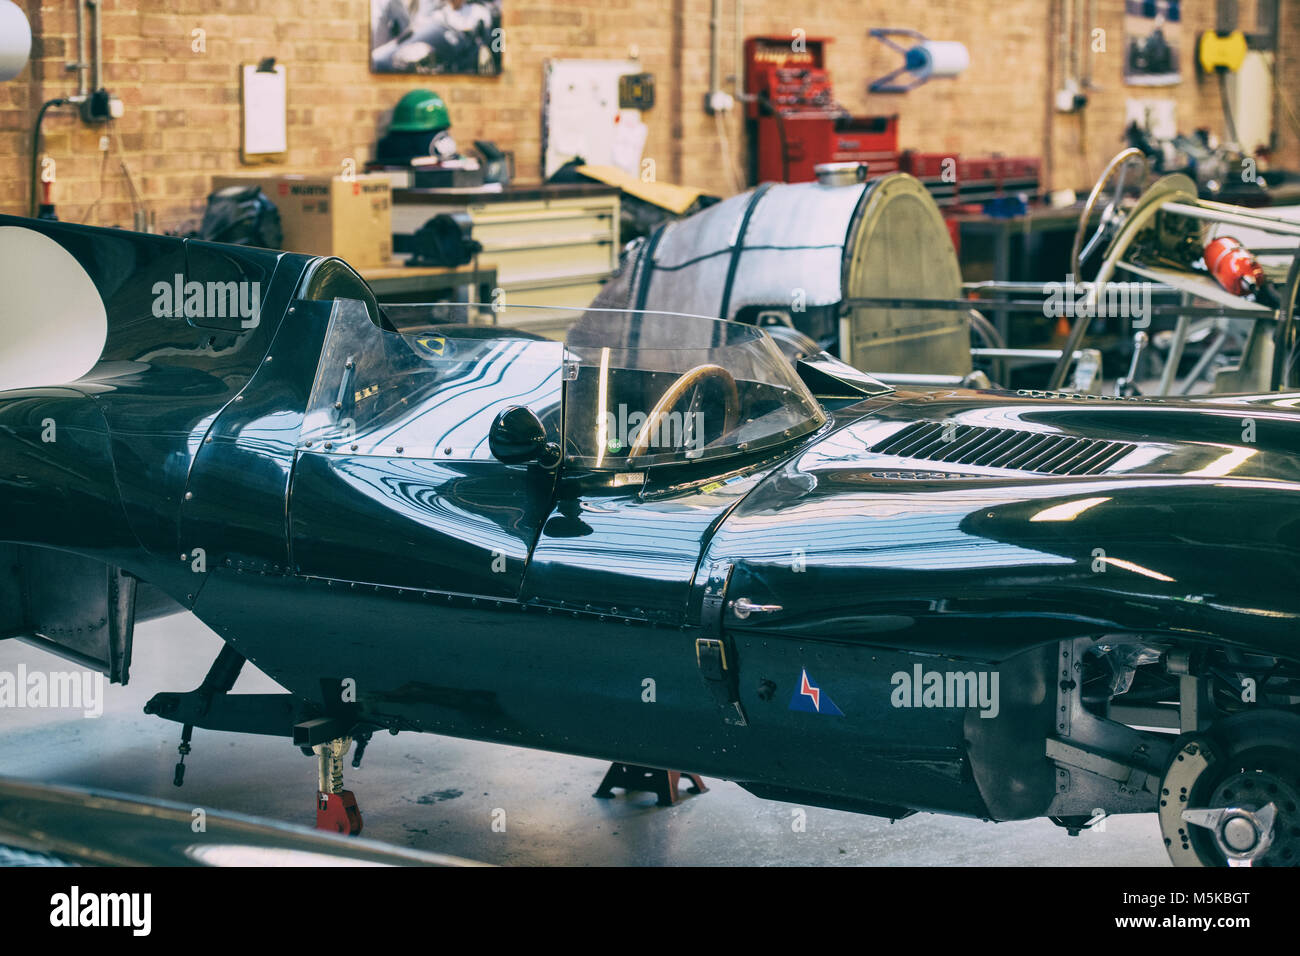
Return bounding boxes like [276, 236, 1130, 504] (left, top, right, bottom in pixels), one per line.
[0, 215, 294, 395]
[0, 222, 112, 391]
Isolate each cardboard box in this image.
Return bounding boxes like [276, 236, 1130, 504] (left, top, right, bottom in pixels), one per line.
[211, 173, 392, 269]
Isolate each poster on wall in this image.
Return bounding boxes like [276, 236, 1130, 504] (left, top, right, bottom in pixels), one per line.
[1124, 0, 1181, 86]
[371, 0, 503, 76]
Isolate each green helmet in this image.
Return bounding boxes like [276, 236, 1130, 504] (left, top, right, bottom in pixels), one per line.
[390, 89, 451, 133]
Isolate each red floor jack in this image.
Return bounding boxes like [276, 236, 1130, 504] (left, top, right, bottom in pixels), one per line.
[593, 763, 709, 807]
[314, 737, 363, 835]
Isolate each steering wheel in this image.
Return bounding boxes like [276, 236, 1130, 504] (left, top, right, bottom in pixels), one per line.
[1070, 147, 1148, 278]
[627, 364, 740, 458]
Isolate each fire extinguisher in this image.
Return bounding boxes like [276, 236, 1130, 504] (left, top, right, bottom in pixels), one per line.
[1205, 236, 1279, 310]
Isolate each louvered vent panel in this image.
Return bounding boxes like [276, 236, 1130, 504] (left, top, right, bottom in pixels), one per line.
[869, 422, 1135, 476]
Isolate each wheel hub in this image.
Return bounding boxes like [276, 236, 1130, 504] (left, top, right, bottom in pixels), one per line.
[1160, 728, 1300, 866]
[1224, 814, 1261, 852]
[1182, 799, 1278, 863]
[1198, 767, 1299, 865]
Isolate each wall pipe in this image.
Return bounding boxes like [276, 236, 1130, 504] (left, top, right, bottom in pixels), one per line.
[709, 0, 721, 99]
[73, 0, 88, 97]
[90, 0, 102, 92]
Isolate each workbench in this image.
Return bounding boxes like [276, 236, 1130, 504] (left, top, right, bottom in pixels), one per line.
[390, 182, 621, 338]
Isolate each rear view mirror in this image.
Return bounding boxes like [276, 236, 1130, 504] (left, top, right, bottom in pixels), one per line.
[489, 406, 560, 468]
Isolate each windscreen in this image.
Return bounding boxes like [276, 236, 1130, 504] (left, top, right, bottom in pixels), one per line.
[561, 310, 825, 469]
[301, 298, 563, 460]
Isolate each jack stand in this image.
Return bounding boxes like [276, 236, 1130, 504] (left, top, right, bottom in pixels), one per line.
[313, 737, 363, 836]
[593, 763, 709, 807]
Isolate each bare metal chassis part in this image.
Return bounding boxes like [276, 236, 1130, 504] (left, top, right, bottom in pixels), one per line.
[1045, 638, 1174, 819]
[846, 164, 1300, 397]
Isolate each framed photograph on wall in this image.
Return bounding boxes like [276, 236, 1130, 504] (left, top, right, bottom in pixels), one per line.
[1124, 0, 1181, 87]
[371, 0, 503, 76]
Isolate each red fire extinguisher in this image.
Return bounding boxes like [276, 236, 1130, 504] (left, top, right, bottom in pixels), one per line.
[1205, 236, 1279, 309]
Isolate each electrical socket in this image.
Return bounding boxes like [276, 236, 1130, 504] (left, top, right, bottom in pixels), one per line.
[704, 90, 735, 115]
[1055, 79, 1088, 113]
[1055, 88, 1088, 112]
[79, 88, 124, 124]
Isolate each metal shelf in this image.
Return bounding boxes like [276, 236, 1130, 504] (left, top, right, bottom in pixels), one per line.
[1114, 261, 1272, 314]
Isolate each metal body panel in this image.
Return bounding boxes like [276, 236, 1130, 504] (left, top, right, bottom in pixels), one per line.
[0, 776, 479, 866]
[290, 454, 553, 597]
[841, 174, 969, 375]
[591, 174, 970, 373]
[704, 390, 1300, 662]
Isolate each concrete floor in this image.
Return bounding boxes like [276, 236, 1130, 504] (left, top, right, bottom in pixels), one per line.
[1, 614, 1171, 866]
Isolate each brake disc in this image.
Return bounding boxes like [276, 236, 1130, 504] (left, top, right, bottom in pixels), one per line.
[1159, 737, 1217, 866]
[1159, 719, 1300, 866]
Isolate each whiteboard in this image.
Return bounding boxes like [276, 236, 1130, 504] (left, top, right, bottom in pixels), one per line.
[542, 59, 646, 180]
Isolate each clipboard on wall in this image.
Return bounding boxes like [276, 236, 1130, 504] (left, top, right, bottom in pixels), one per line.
[241, 60, 287, 165]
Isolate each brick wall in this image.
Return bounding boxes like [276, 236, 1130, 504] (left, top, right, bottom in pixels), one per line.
[3, 0, 1297, 232]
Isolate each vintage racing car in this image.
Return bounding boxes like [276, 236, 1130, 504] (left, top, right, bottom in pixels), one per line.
[2, 214, 1299, 866]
